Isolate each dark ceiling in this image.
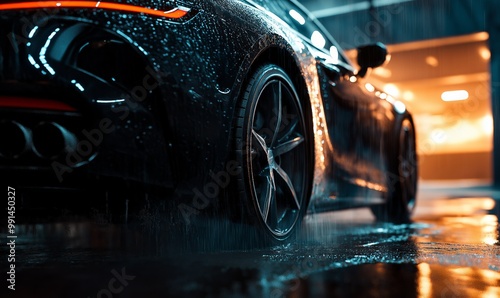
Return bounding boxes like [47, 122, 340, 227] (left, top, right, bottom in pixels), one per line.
[298, 0, 490, 49]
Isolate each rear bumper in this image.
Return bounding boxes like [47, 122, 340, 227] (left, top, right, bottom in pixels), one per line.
[0, 89, 174, 189]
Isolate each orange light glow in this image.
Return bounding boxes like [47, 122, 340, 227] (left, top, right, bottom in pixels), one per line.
[372, 67, 392, 78]
[425, 55, 439, 67]
[383, 83, 400, 97]
[402, 90, 414, 101]
[0, 1, 190, 19]
[364, 83, 375, 92]
[418, 263, 432, 298]
[416, 115, 493, 154]
[479, 46, 491, 60]
[441, 90, 469, 102]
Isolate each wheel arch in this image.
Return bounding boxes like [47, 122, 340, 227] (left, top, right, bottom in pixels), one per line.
[234, 33, 315, 139]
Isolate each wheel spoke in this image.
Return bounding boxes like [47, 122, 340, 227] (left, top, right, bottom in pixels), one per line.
[273, 134, 304, 157]
[261, 170, 276, 223]
[275, 165, 300, 209]
[278, 116, 299, 142]
[258, 165, 271, 177]
[252, 129, 268, 151]
[270, 81, 283, 147]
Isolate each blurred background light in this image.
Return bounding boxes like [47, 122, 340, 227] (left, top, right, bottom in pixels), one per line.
[311, 30, 326, 49]
[289, 9, 305, 25]
[441, 90, 469, 102]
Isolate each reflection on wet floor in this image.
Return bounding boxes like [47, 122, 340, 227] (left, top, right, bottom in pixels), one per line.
[416, 197, 496, 218]
[417, 265, 500, 298]
[2, 182, 500, 297]
[281, 263, 500, 298]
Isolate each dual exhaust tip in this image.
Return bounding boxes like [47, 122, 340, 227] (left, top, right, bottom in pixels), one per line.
[0, 120, 77, 160]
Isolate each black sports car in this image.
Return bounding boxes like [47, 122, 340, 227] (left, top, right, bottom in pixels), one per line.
[0, 0, 417, 243]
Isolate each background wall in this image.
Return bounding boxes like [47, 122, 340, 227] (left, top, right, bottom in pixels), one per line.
[300, 0, 499, 182]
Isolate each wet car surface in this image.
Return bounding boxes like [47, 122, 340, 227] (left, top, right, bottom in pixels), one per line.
[2, 182, 500, 297]
[0, 0, 417, 244]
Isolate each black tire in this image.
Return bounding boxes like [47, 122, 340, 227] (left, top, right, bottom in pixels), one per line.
[234, 64, 313, 244]
[371, 118, 417, 222]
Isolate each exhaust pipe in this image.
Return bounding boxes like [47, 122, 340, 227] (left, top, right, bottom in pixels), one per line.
[32, 122, 77, 159]
[0, 120, 31, 159]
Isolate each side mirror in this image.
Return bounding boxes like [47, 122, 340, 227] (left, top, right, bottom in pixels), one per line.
[356, 42, 388, 78]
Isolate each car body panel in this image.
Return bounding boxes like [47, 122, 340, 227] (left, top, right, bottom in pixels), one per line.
[0, 0, 413, 213]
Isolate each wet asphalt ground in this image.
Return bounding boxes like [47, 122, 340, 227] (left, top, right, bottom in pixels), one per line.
[2, 181, 500, 297]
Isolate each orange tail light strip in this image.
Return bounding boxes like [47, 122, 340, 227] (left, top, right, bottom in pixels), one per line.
[0, 1, 190, 19]
[0, 96, 77, 112]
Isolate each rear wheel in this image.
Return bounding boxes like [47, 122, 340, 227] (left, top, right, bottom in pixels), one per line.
[234, 64, 313, 243]
[371, 118, 417, 222]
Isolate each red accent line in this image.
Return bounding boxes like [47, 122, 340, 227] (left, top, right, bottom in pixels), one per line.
[0, 96, 77, 112]
[0, 1, 189, 19]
